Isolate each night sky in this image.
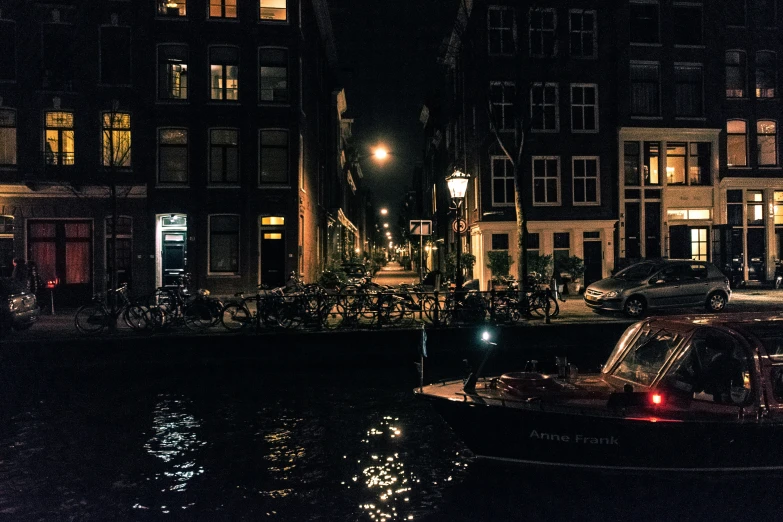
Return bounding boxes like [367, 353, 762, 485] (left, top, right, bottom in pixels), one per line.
[329, 0, 458, 219]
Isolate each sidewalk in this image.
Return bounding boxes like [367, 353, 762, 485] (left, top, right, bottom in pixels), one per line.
[4, 285, 783, 345]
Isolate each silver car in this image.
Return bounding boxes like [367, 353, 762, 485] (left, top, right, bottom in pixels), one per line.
[584, 260, 731, 318]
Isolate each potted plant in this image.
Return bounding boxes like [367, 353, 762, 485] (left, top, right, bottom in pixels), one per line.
[445, 251, 476, 285]
[486, 250, 514, 288]
[557, 255, 585, 295]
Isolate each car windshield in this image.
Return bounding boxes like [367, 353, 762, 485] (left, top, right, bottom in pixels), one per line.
[608, 326, 684, 386]
[613, 262, 660, 281]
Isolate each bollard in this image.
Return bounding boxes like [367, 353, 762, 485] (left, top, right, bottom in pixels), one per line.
[433, 290, 439, 326]
[545, 288, 551, 324]
[50, 289, 55, 315]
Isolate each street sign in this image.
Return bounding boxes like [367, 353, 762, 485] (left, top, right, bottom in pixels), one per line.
[409, 220, 432, 236]
[452, 218, 467, 233]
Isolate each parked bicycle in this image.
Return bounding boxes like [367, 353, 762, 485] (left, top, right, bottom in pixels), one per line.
[147, 274, 222, 331]
[220, 285, 285, 331]
[74, 283, 155, 334]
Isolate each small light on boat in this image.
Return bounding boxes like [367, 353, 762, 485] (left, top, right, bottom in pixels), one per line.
[482, 331, 490, 342]
[651, 393, 663, 405]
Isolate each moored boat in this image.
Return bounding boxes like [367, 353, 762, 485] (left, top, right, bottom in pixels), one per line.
[416, 313, 783, 471]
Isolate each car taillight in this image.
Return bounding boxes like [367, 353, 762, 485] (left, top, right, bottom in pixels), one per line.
[650, 393, 664, 406]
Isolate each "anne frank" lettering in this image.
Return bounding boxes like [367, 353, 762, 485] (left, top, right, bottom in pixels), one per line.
[529, 430, 619, 446]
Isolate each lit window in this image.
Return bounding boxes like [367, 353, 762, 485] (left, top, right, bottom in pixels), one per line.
[209, 128, 239, 184]
[259, 48, 288, 102]
[209, 215, 239, 274]
[571, 84, 597, 132]
[531, 82, 558, 132]
[209, 0, 237, 18]
[158, 45, 188, 100]
[491, 156, 514, 206]
[727, 120, 748, 167]
[774, 191, 783, 225]
[260, 0, 286, 21]
[158, 0, 186, 16]
[45, 111, 75, 166]
[0, 109, 17, 166]
[757, 120, 778, 166]
[259, 130, 288, 184]
[532, 156, 560, 205]
[726, 51, 746, 98]
[210, 46, 239, 101]
[572, 157, 599, 205]
[666, 144, 686, 185]
[756, 51, 776, 98]
[102, 112, 131, 167]
[529, 8, 556, 56]
[158, 128, 188, 183]
[488, 6, 515, 55]
[261, 216, 284, 225]
[569, 9, 595, 58]
[490, 82, 515, 132]
[691, 229, 708, 261]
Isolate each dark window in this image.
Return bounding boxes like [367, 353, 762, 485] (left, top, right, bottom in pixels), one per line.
[100, 26, 131, 85]
[554, 232, 570, 249]
[209, 215, 239, 273]
[630, 62, 660, 116]
[258, 48, 288, 102]
[672, 5, 702, 45]
[527, 233, 540, 250]
[569, 10, 595, 57]
[0, 21, 16, 81]
[529, 8, 556, 56]
[675, 65, 703, 117]
[756, 51, 776, 98]
[757, 0, 777, 27]
[488, 7, 515, 55]
[492, 234, 509, 250]
[726, 0, 746, 25]
[0, 109, 16, 165]
[209, 129, 239, 184]
[158, 45, 188, 100]
[629, 3, 659, 44]
[259, 130, 288, 184]
[726, 51, 747, 98]
[158, 128, 188, 184]
[624, 142, 640, 186]
[42, 23, 74, 90]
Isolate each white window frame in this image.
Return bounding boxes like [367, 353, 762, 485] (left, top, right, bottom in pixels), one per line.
[156, 127, 188, 185]
[259, 0, 288, 23]
[630, 60, 661, 118]
[532, 156, 561, 206]
[490, 155, 515, 207]
[570, 83, 598, 132]
[207, 213, 240, 276]
[487, 6, 515, 56]
[757, 119, 778, 167]
[531, 82, 559, 133]
[568, 9, 596, 58]
[528, 7, 557, 57]
[572, 156, 600, 206]
[727, 119, 748, 168]
[490, 81, 515, 132]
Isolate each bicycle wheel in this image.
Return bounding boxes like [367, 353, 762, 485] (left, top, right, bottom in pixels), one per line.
[184, 301, 215, 331]
[530, 293, 559, 318]
[277, 298, 304, 329]
[321, 298, 345, 330]
[74, 303, 108, 334]
[221, 303, 252, 331]
[124, 303, 156, 331]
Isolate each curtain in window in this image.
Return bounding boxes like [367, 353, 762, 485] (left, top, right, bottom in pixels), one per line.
[675, 66, 702, 117]
[630, 63, 659, 116]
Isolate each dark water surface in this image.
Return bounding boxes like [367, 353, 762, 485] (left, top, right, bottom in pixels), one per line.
[3, 351, 783, 521]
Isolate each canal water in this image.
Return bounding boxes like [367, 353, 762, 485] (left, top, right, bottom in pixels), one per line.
[3, 334, 783, 521]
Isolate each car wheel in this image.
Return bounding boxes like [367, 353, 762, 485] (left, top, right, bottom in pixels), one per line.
[706, 291, 727, 312]
[623, 296, 646, 318]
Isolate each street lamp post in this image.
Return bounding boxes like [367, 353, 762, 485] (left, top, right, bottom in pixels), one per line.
[446, 169, 470, 291]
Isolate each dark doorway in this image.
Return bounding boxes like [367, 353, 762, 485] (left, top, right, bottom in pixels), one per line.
[162, 231, 187, 286]
[582, 240, 602, 286]
[261, 231, 285, 288]
[669, 225, 689, 259]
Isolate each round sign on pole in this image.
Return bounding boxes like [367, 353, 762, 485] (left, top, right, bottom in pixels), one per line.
[452, 218, 467, 233]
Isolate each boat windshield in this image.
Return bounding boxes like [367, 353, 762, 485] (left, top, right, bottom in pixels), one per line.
[608, 326, 684, 386]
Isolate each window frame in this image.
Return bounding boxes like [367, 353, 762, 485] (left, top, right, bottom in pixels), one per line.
[101, 111, 131, 168]
[208, 128, 240, 185]
[528, 7, 557, 57]
[672, 3, 703, 46]
[726, 50, 747, 98]
[570, 83, 598, 132]
[757, 119, 778, 167]
[157, 127, 189, 185]
[44, 110, 75, 166]
[727, 119, 748, 168]
[756, 50, 777, 99]
[568, 9, 596, 58]
[258, 46, 289, 103]
[258, 128, 289, 186]
[208, 0, 237, 19]
[0, 108, 17, 166]
[208, 45, 240, 101]
[157, 43, 189, 101]
[532, 156, 561, 206]
[630, 61, 661, 117]
[489, 81, 515, 132]
[208, 214, 240, 275]
[487, 5, 516, 56]
[674, 63, 704, 118]
[572, 156, 600, 206]
[156, 0, 187, 17]
[629, 1, 660, 45]
[530, 82, 559, 133]
[259, 0, 288, 23]
[490, 155, 515, 207]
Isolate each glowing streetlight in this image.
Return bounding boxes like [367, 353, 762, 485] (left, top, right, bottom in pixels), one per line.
[380, 208, 388, 216]
[373, 147, 389, 160]
[383, 223, 389, 228]
[446, 169, 471, 291]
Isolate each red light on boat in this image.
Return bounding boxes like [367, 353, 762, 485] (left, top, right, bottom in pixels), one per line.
[651, 393, 663, 405]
